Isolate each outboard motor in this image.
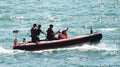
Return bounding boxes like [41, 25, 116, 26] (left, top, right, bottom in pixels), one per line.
[13, 30, 19, 47]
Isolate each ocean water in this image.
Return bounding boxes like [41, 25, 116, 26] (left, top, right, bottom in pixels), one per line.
[0, 0, 120, 67]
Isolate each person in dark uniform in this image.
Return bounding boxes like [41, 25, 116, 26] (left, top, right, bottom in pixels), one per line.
[46, 24, 59, 40]
[31, 23, 38, 42]
[36, 24, 46, 41]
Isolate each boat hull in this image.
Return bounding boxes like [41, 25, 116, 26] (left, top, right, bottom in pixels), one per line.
[13, 33, 102, 51]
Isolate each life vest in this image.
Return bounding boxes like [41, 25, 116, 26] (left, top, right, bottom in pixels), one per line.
[58, 30, 68, 39]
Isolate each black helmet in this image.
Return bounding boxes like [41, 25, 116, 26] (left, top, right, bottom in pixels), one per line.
[33, 23, 37, 27]
[38, 24, 41, 27]
[49, 24, 53, 27]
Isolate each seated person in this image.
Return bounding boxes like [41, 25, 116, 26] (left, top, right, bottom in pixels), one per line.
[46, 24, 59, 40]
[58, 29, 68, 39]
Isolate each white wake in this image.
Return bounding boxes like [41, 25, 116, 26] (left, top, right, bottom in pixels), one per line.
[0, 47, 24, 55]
[33, 43, 118, 54]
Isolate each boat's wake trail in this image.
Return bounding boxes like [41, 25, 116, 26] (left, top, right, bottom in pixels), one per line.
[55, 43, 118, 51]
[33, 43, 118, 54]
[0, 43, 118, 55]
[98, 28, 119, 32]
[74, 43, 117, 51]
[0, 47, 24, 55]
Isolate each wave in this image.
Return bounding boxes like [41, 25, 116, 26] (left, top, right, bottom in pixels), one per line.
[0, 14, 26, 21]
[77, 43, 118, 51]
[98, 28, 119, 32]
[43, 15, 60, 22]
[33, 43, 118, 54]
[61, 43, 118, 51]
[0, 15, 13, 21]
[0, 47, 24, 55]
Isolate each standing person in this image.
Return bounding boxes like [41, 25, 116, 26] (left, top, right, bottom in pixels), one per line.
[46, 24, 59, 40]
[30, 23, 38, 42]
[36, 24, 46, 41]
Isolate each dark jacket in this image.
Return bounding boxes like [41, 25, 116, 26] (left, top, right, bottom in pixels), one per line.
[46, 28, 56, 40]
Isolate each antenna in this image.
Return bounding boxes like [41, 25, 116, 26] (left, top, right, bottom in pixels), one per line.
[13, 30, 19, 47]
[66, 28, 69, 31]
[90, 26, 93, 34]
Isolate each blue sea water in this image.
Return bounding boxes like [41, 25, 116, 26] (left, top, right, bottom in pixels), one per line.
[0, 0, 120, 67]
